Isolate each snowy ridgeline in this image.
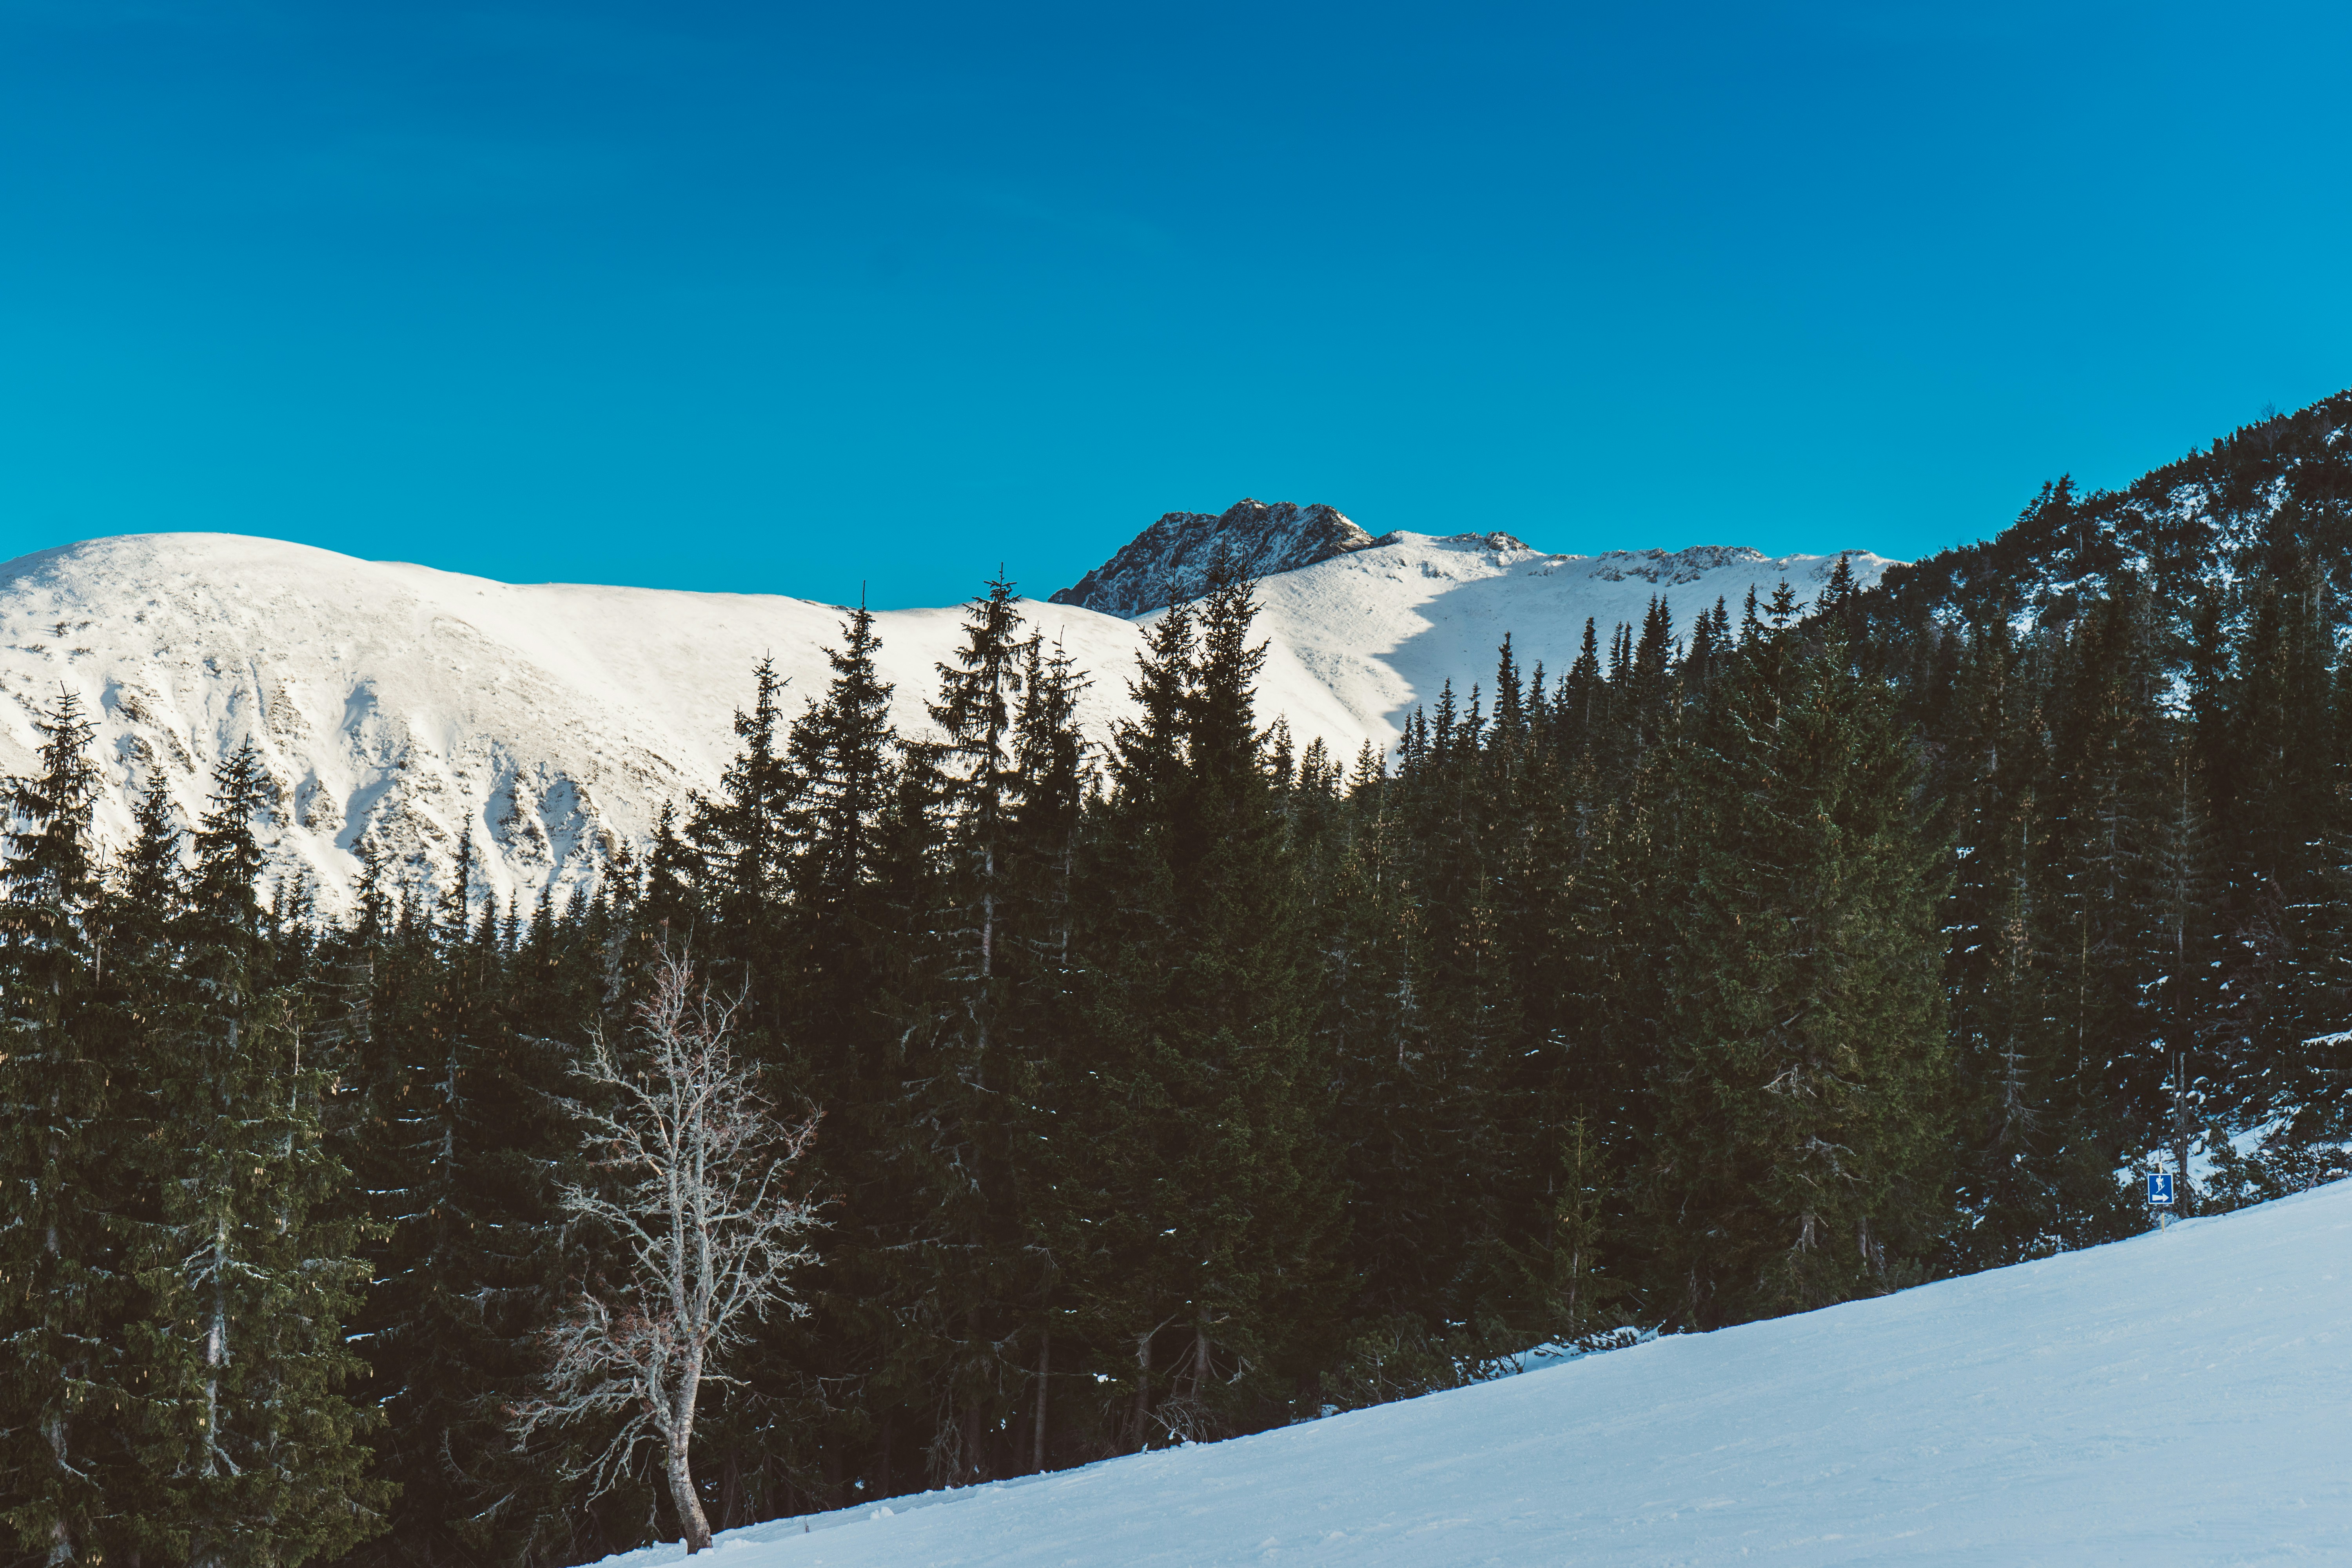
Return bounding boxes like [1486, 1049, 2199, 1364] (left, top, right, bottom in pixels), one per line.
[587, 1181, 2352, 1566]
[0, 530, 1889, 914]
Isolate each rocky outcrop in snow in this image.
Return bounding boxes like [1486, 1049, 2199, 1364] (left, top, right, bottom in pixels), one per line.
[1051, 499, 1373, 616]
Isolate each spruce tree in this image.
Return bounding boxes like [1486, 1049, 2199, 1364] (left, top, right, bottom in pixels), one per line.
[1936, 618, 2136, 1265]
[0, 692, 121, 1567]
[686, 655, 795, 1011]
[1643, 621, 1953, 1324]
[123, 745, 390, 1568]
[883, 574, 1049, 1483]
[1060, 553, 1343, 1445]
[756, 605, 916, 1501]
[997, 636, 1093, 1472]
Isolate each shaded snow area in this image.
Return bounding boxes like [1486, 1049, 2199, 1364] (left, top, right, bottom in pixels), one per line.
[0, 530, 1889, 909]
[593, 1183, 2352, 1567]
[1227, 534, 1894, 749]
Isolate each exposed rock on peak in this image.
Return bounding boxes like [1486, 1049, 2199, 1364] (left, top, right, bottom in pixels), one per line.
[1373, 530, 1532, 554]
[1051, 499, 1373, 617]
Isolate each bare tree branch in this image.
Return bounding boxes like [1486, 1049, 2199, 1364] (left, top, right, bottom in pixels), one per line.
[509, 949, 821, 1553]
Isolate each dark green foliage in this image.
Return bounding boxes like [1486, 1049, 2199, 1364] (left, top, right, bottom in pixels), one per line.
[1053, 554, 1345, 1450]
[0, 693, 121, 1567]
[882, 574, 1055, 1486]
[120, 745, 392, 1568]
[1160, 559, 1348, 1405]
[1640, 619, 1953, 1323]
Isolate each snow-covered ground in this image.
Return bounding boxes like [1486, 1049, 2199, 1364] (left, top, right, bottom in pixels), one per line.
[0, 531, 1887, 908]
[594, 1182, 2352, 1566]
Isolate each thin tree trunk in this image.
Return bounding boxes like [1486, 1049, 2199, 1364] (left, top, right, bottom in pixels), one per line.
[1133, 1327, 1154, 1449]
[44, 1407, 70, 1568]
[204, 1214, 227, 1476]
[2172, 788, 2194, 1214]
[2172, 1049, 2192, 1215]
[981, 849, 995, 978]
[717, 1447, 742, 1533]
[666, 1436, 712, 1554]
[191, 1207, 230, 1568]
[43, 1144, 73, 1568]
[202, 1025, 232, 1489]
[1032, 1331, 1049, 1473]
[668, 1352, 713, 1552]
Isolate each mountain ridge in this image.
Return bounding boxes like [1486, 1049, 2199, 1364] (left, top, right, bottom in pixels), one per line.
[1866, 388, 2352, 635]
[0, 525, 1887, 912]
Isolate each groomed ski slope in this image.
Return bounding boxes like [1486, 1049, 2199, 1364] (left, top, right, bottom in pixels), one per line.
[597, 1181, 2352, 1567]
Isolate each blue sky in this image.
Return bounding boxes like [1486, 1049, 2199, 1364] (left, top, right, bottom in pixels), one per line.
[2, 2, 2347, 608]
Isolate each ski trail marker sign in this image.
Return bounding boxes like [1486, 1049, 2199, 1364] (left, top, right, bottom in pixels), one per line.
[2147, 1171, 2174, 1206]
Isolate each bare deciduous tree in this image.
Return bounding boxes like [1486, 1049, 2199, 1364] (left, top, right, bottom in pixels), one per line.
[511, 951, 820, 1553]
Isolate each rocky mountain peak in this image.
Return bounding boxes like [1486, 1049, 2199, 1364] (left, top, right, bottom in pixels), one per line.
[1050, 499, 1374, 617]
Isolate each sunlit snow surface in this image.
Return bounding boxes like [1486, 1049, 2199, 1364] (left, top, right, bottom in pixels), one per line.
[1228, 533, 1892, 750]
[593, 1182, 2352, 1566]
[0, 532, 1886, 909]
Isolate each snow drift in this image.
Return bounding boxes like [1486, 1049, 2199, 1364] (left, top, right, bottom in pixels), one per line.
[588, 1181, 2352, 1566]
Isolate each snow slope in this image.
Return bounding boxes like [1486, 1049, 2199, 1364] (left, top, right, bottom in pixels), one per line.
[0, 534, 1153, 913]
[591, 1182, 2352, 1567]
[0, 530, 1887, 909]
[1231, 533, 1893, 753]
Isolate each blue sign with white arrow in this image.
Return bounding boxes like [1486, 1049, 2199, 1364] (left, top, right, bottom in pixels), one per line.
[2147, 1170, 2174, 1206]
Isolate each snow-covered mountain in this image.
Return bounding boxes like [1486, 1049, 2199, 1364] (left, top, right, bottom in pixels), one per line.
[582, 1181, 2352, 1566]
[0, 534, 1150, 915]
[0, 523, 1889, 911]
[1229, 531, 1891, 763]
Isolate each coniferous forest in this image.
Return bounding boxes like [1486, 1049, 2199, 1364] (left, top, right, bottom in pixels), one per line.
[10, 398, 2352, 1568]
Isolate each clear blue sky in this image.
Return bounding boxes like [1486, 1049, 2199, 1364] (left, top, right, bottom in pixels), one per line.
[2, 2, 2347, 608]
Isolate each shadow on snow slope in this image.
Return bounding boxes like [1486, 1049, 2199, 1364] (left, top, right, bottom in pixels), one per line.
[588, 1178, 2352, 1567]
